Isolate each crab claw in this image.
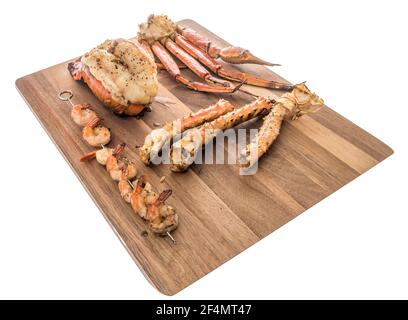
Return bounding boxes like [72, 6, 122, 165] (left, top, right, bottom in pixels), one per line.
[219, 46, 280, 66]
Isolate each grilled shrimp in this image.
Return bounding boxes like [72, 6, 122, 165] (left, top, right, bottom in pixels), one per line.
[71, 103, 97, 126]
[118, 167, 135, 203]
[80, 146, 113, 165]
[82, 116, 111, 147]
[130, 175, 149, 219]
[147, 190, 178, 235]
[106, 143, 137, 181]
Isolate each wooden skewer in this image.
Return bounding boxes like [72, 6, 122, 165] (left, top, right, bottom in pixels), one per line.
[166, 232, 176, 244]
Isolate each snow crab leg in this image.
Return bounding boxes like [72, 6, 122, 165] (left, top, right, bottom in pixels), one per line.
[138, 15, 291, 94]
[174, 33, 293, 91]
[176, 25, 278, 66]
[151, 41, 240, 93]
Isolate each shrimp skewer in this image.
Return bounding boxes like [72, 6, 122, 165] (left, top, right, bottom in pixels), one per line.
[240, 83, 324, 168]
[140, 99, 235, 165]
[170, 97, 275, 172]
[81, 145, 178, 242]
[82, 116, 111, 147]
[68, 94, 179, 241]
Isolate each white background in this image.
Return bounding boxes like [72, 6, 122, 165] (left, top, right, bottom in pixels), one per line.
[0, 0, 407, 299]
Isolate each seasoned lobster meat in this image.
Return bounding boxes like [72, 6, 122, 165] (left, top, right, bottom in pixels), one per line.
[68, 39, 158, 116]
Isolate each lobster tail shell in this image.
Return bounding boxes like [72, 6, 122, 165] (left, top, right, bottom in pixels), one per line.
[67, 61, 147, 116]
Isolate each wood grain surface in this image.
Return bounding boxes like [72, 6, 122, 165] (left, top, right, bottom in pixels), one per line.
[15, 19, 393, 295]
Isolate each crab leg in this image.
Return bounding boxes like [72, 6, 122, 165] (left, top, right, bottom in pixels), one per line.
[174, 34, 293, 91]
[140, 99, 235, 165]
[240, 84, 325, 168]
[68, 61, 146, 116]
[151, 41, 239, 93]
[139, 39, 187, 70]
[156, 62, 187, 70]
[177, 25, 278, 66]
[170, 97, 274, 172]
[163, 39, 239, 90]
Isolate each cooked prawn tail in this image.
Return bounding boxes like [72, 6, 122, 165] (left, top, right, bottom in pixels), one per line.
[135, 174, 147, 192]
[76, 103, 92, 110]
[121, 166, 129, 180]
[138, 174, 147, 185]
[157, 189, 172, 204]
[86, 116, 100, 128]
[80, 151, 97, 162]
[113, 143, 126, 156]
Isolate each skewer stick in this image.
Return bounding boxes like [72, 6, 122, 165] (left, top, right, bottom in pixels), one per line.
[166, 232, 176, 244]
[58, 90, 75, 107]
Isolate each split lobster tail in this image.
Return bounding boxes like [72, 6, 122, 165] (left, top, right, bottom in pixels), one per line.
[68, 60, 146, 116]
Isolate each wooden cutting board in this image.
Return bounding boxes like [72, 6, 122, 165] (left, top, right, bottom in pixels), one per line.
[15, 19, 393, 295]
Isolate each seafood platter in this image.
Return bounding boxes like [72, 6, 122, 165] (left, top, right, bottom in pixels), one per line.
[16, 15, 392, 295]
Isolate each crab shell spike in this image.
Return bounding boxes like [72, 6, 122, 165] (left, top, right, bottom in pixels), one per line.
[219, 46, 280, 66]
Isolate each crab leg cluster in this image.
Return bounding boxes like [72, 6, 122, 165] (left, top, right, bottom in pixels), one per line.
[138, 15, 292, 94]
[170, 97, 274, 172]
[139, 84, 324, 173]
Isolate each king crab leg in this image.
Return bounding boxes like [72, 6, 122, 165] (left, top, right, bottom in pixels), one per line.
[140, 99, 235, 165]
[139, 39, 187, 71]
[240, 83, 325, 168]
[170, 97, 274, 172]
[163, 39, 239, 90]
